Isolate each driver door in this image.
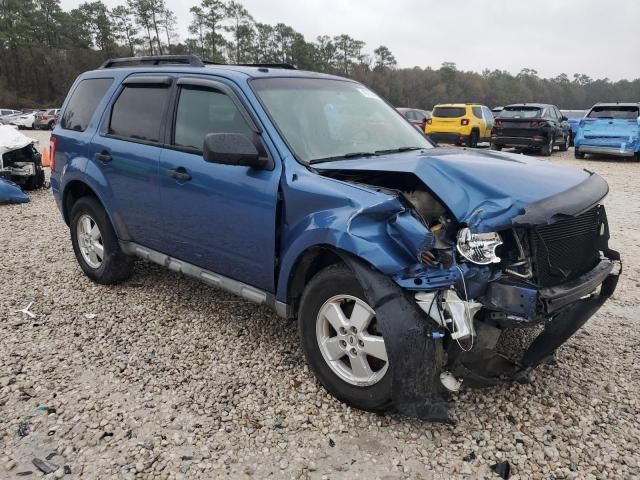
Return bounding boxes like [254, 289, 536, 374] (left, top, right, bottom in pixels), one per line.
[158, 78, 281, 292]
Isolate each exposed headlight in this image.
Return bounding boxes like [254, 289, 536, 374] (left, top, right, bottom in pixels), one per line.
[456, 228, 502, 265]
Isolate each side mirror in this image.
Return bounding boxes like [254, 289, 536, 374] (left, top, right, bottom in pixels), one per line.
[203, 133, 270, 169]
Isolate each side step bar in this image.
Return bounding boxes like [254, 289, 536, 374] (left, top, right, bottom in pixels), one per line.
[119, 241, 290, 318]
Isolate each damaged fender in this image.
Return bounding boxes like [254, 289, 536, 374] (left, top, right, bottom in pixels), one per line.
[341, 255, 450, 422]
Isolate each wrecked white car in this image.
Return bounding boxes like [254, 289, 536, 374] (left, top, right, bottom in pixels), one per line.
[0, 125, 45, 191]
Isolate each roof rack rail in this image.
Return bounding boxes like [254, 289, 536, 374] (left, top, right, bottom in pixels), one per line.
[234, 63, 297, 70]
[100, 54, 206, 69]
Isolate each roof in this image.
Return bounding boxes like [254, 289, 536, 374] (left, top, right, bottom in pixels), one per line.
[593, 102, 640, 107]
[83, 63, 349, 84]
[433, 103, 485, 108]
[504, 103, 551, 108]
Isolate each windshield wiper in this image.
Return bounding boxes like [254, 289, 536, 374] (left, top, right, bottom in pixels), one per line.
[374, 146, 424, 154]
[309, 152, 378, 164]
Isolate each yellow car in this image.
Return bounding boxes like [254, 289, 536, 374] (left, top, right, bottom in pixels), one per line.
[425, 103, 494, 147]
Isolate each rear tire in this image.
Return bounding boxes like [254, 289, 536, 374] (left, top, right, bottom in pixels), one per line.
[559, 133, 569, 152]
[467, 129, 479, 148]
[574, 149, 586, 159]
[541, 135, 554, 156]
[298, 264, 392, 413]
[70, 196, 133, 285]
[491, 143, 503, 151]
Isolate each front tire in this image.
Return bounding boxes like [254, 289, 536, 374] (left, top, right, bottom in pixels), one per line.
[298, 264, 392, 412]
[70, 196, 133, 285]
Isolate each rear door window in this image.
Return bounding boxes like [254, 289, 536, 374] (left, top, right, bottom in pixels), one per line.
[587, 106, 639, 120]
[109, 86, 170, 143]
[62, 78, 113, 132]
[173, 86, 254, 152]
[433, 107, 466, 118]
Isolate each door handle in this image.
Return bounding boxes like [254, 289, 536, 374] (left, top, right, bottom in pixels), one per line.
[168, 168, 191, 182]
[94, 151, 112, 163]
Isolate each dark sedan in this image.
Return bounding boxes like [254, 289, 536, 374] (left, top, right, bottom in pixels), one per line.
[491, 103, 571, 156]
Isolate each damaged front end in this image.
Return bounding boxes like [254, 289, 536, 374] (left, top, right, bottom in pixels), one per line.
[0, 125, 46, 191]
[319, 162, 620, 421]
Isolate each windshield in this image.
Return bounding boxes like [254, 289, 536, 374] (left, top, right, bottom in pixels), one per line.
[433, 107, 466, 118]
[252, 78, 432, 164]
[499, 106, 542, 119]
[587, 106, 639, 120]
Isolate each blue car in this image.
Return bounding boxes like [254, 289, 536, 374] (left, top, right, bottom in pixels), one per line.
[574, 103, 640, 160]
[50, 55, 620, 420]
[560, 109, 588, 146]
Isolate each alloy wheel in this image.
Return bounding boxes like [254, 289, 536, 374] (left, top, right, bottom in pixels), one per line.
[76, 214, 104, 269]
[316, 294, 389, 386]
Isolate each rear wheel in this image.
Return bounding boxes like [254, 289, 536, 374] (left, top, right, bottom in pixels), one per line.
[467, 129, 479, 148]
[298, 264, 392, 412]
[70, 196, 133, 284]
[574, 149, 586, 159]
[491, 143, 503, 151]
[559, 133, 570, 152]
[541, 135, 554, 156]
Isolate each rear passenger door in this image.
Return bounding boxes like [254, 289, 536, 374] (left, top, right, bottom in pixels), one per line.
[158, 77, 280, 292]
[88, 75, 171, 252]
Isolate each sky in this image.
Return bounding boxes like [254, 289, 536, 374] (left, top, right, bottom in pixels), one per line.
[60, 0, 640, 80]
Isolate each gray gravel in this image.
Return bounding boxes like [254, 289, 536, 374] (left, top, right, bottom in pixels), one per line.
[1, 132, 639, 479]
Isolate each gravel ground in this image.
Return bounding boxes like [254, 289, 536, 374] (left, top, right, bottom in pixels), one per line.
[1, 131, 639, 479]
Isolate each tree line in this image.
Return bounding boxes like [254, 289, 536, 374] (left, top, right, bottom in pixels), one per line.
[1, 0, 638, 109]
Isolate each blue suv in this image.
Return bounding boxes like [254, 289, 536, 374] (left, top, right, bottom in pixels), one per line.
[51, 55, 620, 421]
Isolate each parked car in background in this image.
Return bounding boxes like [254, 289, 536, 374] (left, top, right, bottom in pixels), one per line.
[35, 108, 61, 130]
[561, 109, 588, 146]
[491, 103, 570, 156]
[51, 55, 620, 420]
[397, 107, 431, 130]
[0, 110, 22, 125]
[9, 109, 42, 129]
[574, 103, 640, 160]
[492, 106, 504, 117]
[425, 103, 494, 147]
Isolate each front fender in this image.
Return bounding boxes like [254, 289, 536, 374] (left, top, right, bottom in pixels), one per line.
[277, 169, 434, 301]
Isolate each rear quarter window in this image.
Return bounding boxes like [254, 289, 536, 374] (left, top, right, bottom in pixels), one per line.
[62, 78, 113, 132]
[472, 107, 483, 119]
[433, 107, 466, 118]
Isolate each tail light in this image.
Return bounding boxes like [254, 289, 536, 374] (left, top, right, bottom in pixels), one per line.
[50, 136, 57, 171]
[461, 119, 469, 126]
[529, 120, 547, 127]
[426, 118, 432, 125]
[495, 119, 503, 126]
[42, 115, 49, 120]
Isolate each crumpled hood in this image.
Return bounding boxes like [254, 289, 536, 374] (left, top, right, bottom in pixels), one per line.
[0, 125, 35, 156]
[314, 148, 607, 231]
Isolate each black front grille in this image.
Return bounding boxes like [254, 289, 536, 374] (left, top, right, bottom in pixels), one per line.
[530, 206, 604, 287]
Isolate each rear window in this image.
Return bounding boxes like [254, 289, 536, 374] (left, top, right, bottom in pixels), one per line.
[62, 78, 113, 132]
[433, 107, 466, 118]
[109, 86, 169, 143]
[587, 106, 639, 120]
[499, 107, 542, 119]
